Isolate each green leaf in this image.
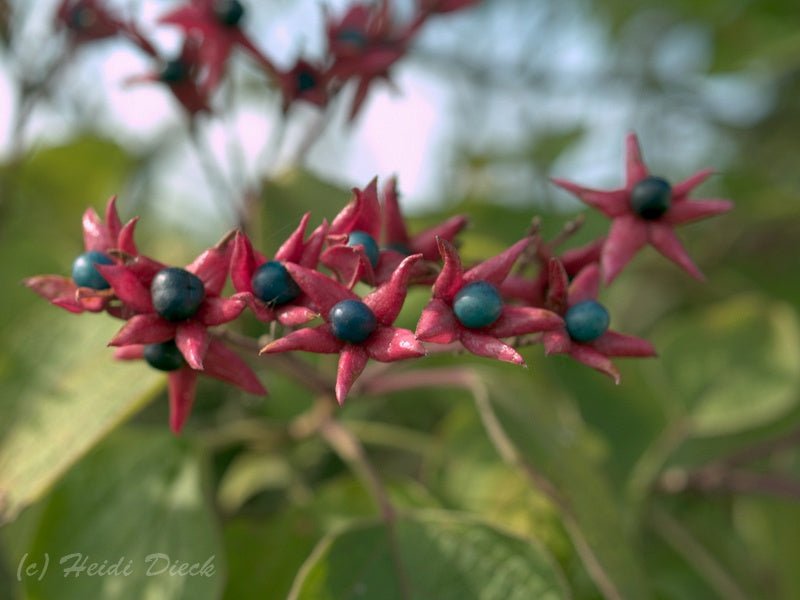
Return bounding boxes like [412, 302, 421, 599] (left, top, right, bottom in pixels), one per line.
[483, 370, 653, 600]
[651, 294, 800, 436]
[289, 511, 569, 600]
[0, 311, 164, 522]
[224, 510, 319, 600]
[22, 429, 223, 600]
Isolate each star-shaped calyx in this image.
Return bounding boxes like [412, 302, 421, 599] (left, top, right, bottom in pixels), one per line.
[115, 339, 266, 433]
[98, 232, 248, 370]
[231, 213, 327, 325]
[541, 259, 656, 383]
[501, 219, 604, 308]
[551, 133, 733, 284]
[25, 196, 140, 314]
[127, 35, 211, 115]
[322, 177, 467, 287]
[159, 0, 277, 96]
[416, 237, 562, 365]
[260, 255, 426, 404]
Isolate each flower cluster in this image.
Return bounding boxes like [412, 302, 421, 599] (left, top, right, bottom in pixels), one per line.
[53, 0, 479, 120]
[25, 134, 732, 431]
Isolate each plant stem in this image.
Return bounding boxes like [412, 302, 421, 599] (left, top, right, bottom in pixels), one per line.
[649, 507, 749, 600]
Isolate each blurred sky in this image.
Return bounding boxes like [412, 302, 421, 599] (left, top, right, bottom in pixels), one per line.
[0, 0, 775, 231]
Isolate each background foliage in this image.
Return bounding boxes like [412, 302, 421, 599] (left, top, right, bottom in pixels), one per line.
[1, 0, 800, 598]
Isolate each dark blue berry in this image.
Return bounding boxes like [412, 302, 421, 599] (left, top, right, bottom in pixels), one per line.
[71, 251, 114, 290]
[630, 176, 672, 220]
[384, 242, 412, 256]
[143, 340, 185, 372]
[213, 0, 245, 26]
[453, 281, 503, 329]
[67, 6, 94, 31]
[347, 231, 380, 268]
[329, 299, 377, 343]
[565, 300, 610, 342]
[159, 59, 188, 83]
[150, 267, 205, 322]
[336, 29, 368, 49]
[296, 70, 316, 92]
[251, 261, 301, 306]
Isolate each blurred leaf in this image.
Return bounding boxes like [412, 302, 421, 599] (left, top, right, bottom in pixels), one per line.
[484, 370, 653, 600]
[526, 127, 585, 170]
[429, 403, 570, 559]
[217, 452, 294, 514]
[651, 294, 800, 436]
[0, 311, 164, 522]
[224, 510, 318, 600]
[289, 511, 569, 600]
[735, 495, 800, 600]
[258, 169, 350, 254]
[224, 476, 440, 600]
[10, 137, 134, 210]
[22, 429, 223, 600]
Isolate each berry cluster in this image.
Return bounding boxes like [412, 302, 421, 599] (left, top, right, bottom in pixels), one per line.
[25, 134, 732, 433]
[54, 0, 478, 119]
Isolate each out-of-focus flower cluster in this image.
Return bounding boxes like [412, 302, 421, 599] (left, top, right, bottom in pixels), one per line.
[25, 134, 733, 432]
[54, 0, 480, 120]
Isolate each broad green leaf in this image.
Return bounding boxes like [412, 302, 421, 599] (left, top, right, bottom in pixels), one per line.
[0, 311, 164, 522]
[651, 294, 800, 436]
[289, 511, 569, 600]
[224, 511, 319, 600]
[224, 476, 440, 600]
[735, 495, 800, 600]
[22, 429, 223, 600]
[484, 370, 653, 600]
[429, 403, 570, 559]
[258, 169, 350, 254]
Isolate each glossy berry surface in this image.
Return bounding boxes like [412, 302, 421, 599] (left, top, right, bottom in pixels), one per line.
[143, 340, 185, 372]
[251, 261, 301, 306]
[630, 176, 672, 220]
[347, 231, 380, 267]
[67, 6, 94, 31]
[296, 70, 316, 92]
[213, 0, 244, 26]
[329, 299, 377, 343]
[150, 267, 205, 322]
[71, 251, 114, 290]
[159, 60, 188, 83]
[565, 300, 610, 342]
[336, 29, 368, 50]
[453, 281, 503, 329]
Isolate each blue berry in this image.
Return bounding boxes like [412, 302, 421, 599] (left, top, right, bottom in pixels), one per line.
[336, 29, 368, 49]
[296, 70, 316, 93]
[143, 341, 185, 372]
[329, 299, 377, 343]
[251, 261, 301, 306]
[213, 0, 244, 26]
[71, 251, 114, 290]
[150, 267, 205, 322]
[453, 281, 503, 329]
[67, 6, 94, 31]
[565, 300, 610, 342]
[630, 176, 671, 220]
[159, 59, 188, 83]
[347, 231, 380, 267]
